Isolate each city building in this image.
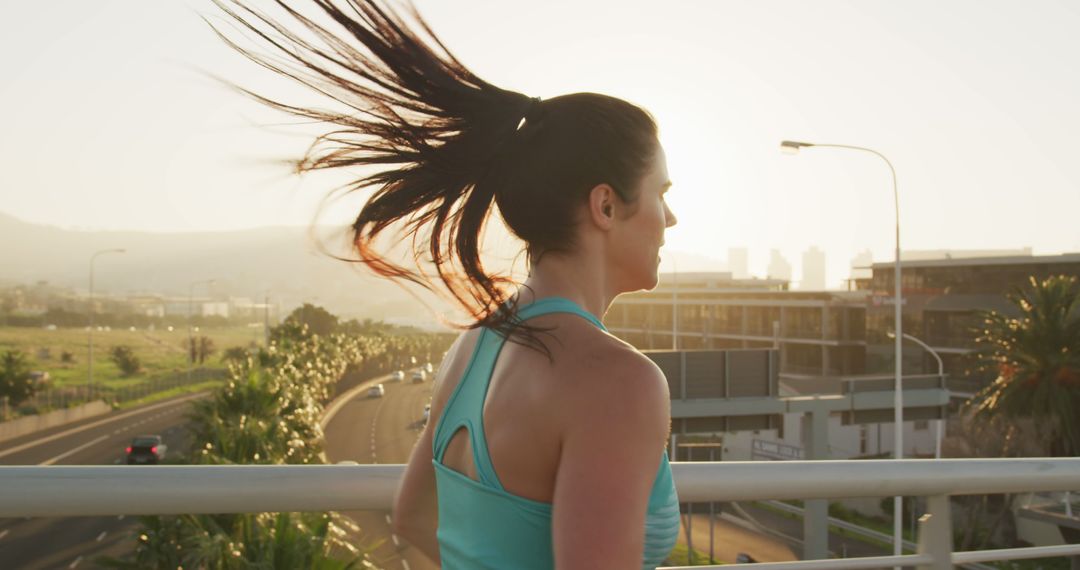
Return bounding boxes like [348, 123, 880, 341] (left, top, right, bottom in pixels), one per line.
[727, 247, 749, 279]
[605, 272, 868, 379]
[801, 246, 826, 291]
[608, 251, 1080, 393]
[766, 249, 792, 281]
[864, 251, 1080, 393]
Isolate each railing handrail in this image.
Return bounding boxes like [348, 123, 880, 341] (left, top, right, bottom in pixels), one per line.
[2, 458, 1079, 518]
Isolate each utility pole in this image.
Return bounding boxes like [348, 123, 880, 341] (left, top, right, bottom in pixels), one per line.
[264, 291, 270, 347]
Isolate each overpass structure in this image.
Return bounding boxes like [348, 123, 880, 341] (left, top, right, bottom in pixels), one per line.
[651, 348, 949, 560]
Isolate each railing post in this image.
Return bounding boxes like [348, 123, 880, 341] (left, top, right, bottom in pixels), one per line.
[802, 406, 830, 559]
[916, 494, 952, 570]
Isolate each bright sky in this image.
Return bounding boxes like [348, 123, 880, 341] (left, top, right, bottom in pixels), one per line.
[2, 0, 1079, 288]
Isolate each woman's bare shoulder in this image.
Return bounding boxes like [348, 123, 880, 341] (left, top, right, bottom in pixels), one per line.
[549, 320, 670, 432]
[429, 328, 483, 411]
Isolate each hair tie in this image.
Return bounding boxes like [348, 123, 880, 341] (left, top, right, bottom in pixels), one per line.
[516, 96, 543, 131]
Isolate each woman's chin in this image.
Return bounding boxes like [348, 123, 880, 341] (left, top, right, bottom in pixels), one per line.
[643, 271, 660, 291]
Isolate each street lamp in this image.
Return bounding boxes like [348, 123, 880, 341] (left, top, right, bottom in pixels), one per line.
[781, 140, 904, 563]
[88, 248, 126, 402]
[188, 279, 216, 384]
[889, 331, 945, 460]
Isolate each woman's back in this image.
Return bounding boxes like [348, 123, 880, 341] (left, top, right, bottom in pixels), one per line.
[428, 297, 680, 569]
[434, 307, 605, 503]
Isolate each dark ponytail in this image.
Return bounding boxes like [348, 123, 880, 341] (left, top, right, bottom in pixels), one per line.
[211, 0, 659, 351]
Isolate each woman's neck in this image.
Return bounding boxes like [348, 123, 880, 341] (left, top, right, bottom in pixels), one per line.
[518, 251, 616, 320]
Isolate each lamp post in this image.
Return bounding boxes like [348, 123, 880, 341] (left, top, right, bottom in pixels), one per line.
[88, 249, 125, 402]
[672, 257, 679, 350]
[889, 331, 945, 460]
[264, 290, 271, 348]
[781, 140, 903, 563]
[187, 279, 216, 384]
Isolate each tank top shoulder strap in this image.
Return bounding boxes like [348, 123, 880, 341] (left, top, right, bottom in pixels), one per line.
[431, 296, 606, 490]
[516, 296, 607, 331]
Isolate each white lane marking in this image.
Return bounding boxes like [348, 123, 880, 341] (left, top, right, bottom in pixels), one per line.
[384, 514, 392, 525]
[68, 556, 83, 569]
[391, 533, 400, 547]
[369, 396, 387, 464]
[401, 560, 411, 570]
[0, 529, 8, 540]
[0, 393, 205, 459]
[112, 429, 122, 435]
[40, 435, 109, 466]
[96, 531, 107, 542]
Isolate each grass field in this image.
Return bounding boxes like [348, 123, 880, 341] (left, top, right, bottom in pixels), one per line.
[0, 325, 262, 412]
[0, 325, 260, 386]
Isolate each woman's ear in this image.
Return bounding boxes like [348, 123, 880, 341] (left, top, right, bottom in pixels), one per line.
[587, 183, 617, 230]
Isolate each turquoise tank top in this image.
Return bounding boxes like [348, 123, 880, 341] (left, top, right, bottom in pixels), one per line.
[431, 297, 680, 570]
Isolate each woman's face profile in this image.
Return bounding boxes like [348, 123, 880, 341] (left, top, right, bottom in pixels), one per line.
[611, 145, 677, 292]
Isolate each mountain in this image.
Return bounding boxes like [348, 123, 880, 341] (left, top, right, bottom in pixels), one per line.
[0, 211, 448, 322]
[0, 211, 723, 323]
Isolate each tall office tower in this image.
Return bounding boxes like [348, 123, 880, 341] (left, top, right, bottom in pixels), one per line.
[801, 246, 826, 290]
[728, 247, 749, 279]
[767, 249, 792, 282]
[850, 249, 874, 280]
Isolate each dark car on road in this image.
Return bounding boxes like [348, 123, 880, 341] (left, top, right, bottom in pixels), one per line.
[126, 435, 167, 465]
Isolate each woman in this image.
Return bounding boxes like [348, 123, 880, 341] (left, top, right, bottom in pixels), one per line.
[215, 1, 679, 567]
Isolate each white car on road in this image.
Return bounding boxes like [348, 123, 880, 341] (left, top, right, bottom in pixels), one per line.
[367, 384, 386, 398]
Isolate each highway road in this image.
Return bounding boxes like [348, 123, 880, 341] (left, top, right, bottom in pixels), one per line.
[0, 376, 436, 570]
[323, 375, 438, 570]
[0, 393, 202, 569]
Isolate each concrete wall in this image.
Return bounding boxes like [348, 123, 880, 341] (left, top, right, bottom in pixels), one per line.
[0, 400, 111, 444]
[719, 414, 939, 462]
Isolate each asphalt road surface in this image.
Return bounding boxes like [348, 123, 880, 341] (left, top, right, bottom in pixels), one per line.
[323, 376, 438, 570]
[0, 374, 433, 570]
[0, 393, 202, 569]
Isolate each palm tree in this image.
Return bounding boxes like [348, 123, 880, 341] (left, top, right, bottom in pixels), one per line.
[968, 275, 1080, 457]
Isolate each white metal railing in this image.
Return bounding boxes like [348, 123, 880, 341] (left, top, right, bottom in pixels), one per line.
[2, 459, 1079, 569]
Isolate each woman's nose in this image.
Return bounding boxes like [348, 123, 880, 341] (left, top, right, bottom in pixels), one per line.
[664, 203, 678, 228]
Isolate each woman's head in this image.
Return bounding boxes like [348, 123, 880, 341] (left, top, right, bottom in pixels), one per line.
[492, 93, 661, 268]
[213, 0, 670, 339]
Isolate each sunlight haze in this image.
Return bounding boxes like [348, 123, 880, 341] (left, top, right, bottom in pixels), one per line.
[2, 0, 1078, 289]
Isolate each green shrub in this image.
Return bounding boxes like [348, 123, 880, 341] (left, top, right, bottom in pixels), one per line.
[109, 345, 142, 377]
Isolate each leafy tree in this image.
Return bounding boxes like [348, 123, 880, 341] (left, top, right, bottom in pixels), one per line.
[106, 324, 457, 569]
[181, 336, 217, 365]
[197, 336, 216, 364]
[286, 303, 339, 336]
[221, 346, 249, 365]
[182, 337, 197, 364]
[967, 275, 1080, 456]
[109, 346, 142, 377]
[0, 349, 36, 407]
